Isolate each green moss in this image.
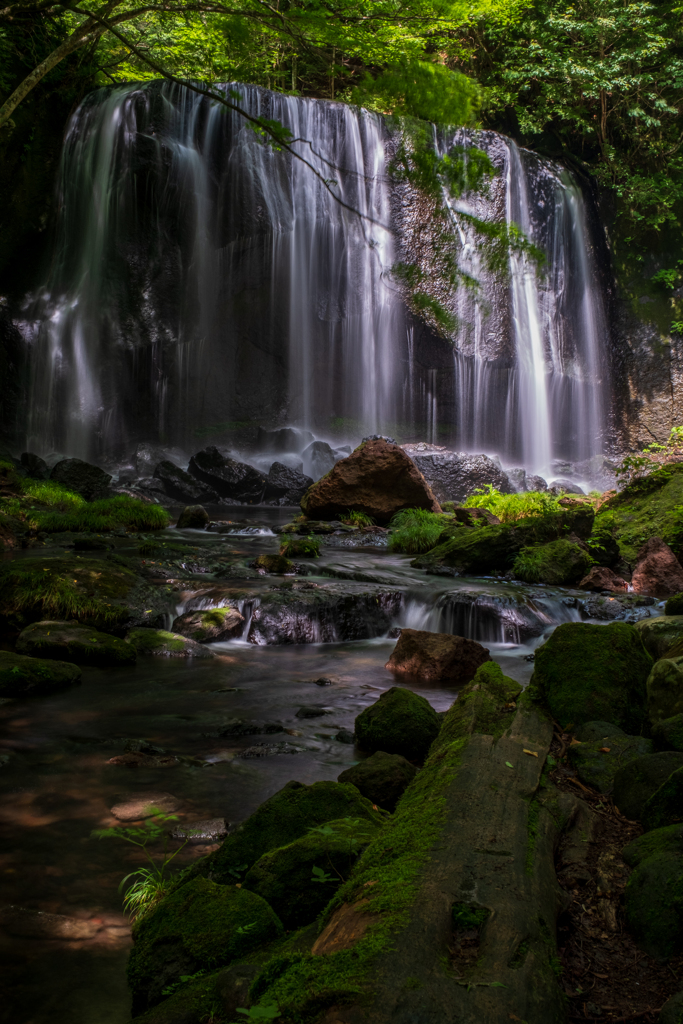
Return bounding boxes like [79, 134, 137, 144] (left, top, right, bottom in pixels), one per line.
[666, 594, 683, 616]
[531, 621, 653, 733]
[512, 539, 593, 586]
[126, 629, 195, 655]
[279, 536, 321, 558]
[595, 464, 683, 563]
[624, 851, 683, 959]
[435, 660, 522, 749]
[653, 714, 683, 751]
[642, 766, 683, 830]
[354, 686, 441, 761]
[568, 734, 653, 793]
[622, 823, 683, 868]
[635, 617, 683, 660]
[0, 558, 136, 627]
[337, 751, 417, 812]
[613, 751, 683, 820]
[252, 554, 294, 574]
[1, 477, 170, 534]
[452, 903, 489, 931]
[0, 649, 81, 696]
[15, 620, 137, 666]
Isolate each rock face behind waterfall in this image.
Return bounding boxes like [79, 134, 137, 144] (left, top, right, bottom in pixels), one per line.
[300, 438, 441, 524]
[402, 445, 513, 502]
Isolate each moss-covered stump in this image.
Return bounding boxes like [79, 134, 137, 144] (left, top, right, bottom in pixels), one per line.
[244, 702, 571, 1024]
[207, 780, 385, 886]
[171, 607, 244, 643]
[338, 751, 418, 812]
[646, 656, 683, 724]
[127, 877, 283, 1015]
[126, 628, 214, 658]
[568, 733, 653, 793]
[654, 714, 683, 751]
[511, 539, 593, 586]
[244, 817, 382, 929]
[354, 686, 441, 762]
[16, 620, 136, 666]
[612, 751, 683, 820]
[635, 616, 683, 660]
[530, 621, 652, 732]
[384, 628, 490, 684]
[641, 766, 683, 830]
[622, 827, 683, 959]
[0, 650, 81, 696]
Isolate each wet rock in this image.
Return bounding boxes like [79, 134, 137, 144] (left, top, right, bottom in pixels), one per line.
[574, 721, 626, 742]
[659, 989, 683, 1024]
[50, 458, 112, 500]
[568, 733, 653, 793]
[641, 766, 683, 830]
[257, 426, 314, 453]
[0, 650, 81, 697]
[216, 719, 283, 737]
[437, 661, 522, 746]
[264, 462, 313, 502]
[295, 705, 330, 719]
[73, 534, 113, 551]
[244, 816, 381, 928]
[126, 628, 215, 658]
[548, 477, 584, 495]
[214, 563, 262, 580]
[631, 536, 683, 597]
[635, 615, 683, 660]
[20, 452, 49, 479]
[336, 728, 355, 744]
[623, 843, 683, 959]
[171, 607, 244, 643]
[169, 818, 229, 843]
[578, 565, 628, 592]
[251, 553, 294, 574]
[109, 792, 183, 820]
[531, 622, 652, 733]
[338, 751, 417, 811]
[128, 877, 283, 1015]
[666, 593, 683, 615]
[302, 440, 336, 480]
[355, 686, 440, 761]
[16, 620, 137, 667]
[526, 474, 548, 492]
[385, 628, 491, 684]
[108, 751, 180, 767]
[646, 656, 683, 724]
[612, 751, 683, 820]
[301, 438, 441, 525]
[248, 584, 403, 644]
[176, 505, 210, 529]
[154, 461, 218, 503]
[512, 538, 593, 586]
[239, 742, 301, 758]
[124, 739, 167, 754]
[0, 906, 99, 940]
[506, 467, 527, 493]
[653, 714, 683, 751]
[313, 676, 334, 686]
[135, 443, 186, 477]
[402, 448, 512, 503]
[188, 446, 266, 503]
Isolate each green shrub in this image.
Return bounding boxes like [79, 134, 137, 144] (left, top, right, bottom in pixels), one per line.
[31, 496, 170, 533]
[341, 510, 375, 527]
[463, 486, 565, 523]
[388, 509, 449, 554]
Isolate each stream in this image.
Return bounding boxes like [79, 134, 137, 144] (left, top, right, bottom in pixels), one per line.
[0, 508, 661, 1024]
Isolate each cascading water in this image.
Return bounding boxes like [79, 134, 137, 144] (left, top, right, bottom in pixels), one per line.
[20, 83, 609, 476]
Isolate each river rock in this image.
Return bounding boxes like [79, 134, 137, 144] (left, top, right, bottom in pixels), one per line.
[577, 565, 628, 593]
[243, 816, 381, 929]
[666, 593, 683, 615]
[526, 474, 548, 492]
[188, 446, 266, 503]
[171, 608, 244, 643]
[612, 751, 683, 820]
[301, 438, 441, 524]
[635, 615, 683, 660]
[338, 750, 417, 811]
[20, 451, 49, 479]
[531, 621, 652, 733]
[574, 721, 626, 742]
[126, 628, 215, 658]
[109, 791, 183, 820]
[135, 443, 186, 477]
[301, 440, 336, 481]
[251, 553, 294, 574]
[402, 448, 512, 503]
[512, 538, 593, 586]
[355, 686, 441, 761]
[548, 477, 584, 495]
[653, 714, 683, 751]
[169, 818, 229, 843]
[108, 750, 180, 767]
[623, 842, 683, 959]
[50, 457, 112, 500]
[0, 650, 81, 696]
[385, 628, 491, 684]
[128, 877, 283, 1015]
[568, 733, 653, 793]
[176, 505, 210, 529]
[631, 536, 683, 597]
[154, 460, 218, 503]
[264, 461, 313, 502]
[451, 506, 501, 526]
[16, 620, 137, 667]
[257, 426, 314, 453]
[0, 906, 99, 940]
[646, 656, 683, 724]
[641, 766, 683, 830]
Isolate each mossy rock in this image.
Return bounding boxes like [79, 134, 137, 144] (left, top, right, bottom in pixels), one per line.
[171, 607, 244, 643]
[635, 616, 683, 660]
[574, 721, 626, 742]
[130, 962, 261, 1024]
[531, 621, 652, 733]
[641, 767, 683, 831]
[338, 751, 418, 812]
[568, 734, 653, 794]
[596, 465, 683, 564]
[176, 505, 209, 530]
[354, 686, 440, 762]
[666, 594, 683, 616]
[0, 557, 137, 629]
[653, 714, 683, 752]
[435, 661, 522, 749]
[244, 816, 382, 928]
[511, 539, 593, 586]
[252, 554, 295, 574]
[659, 990, 683, 1024]
[624, 850, 683, 959]
[126, 628, 214, 658]
[622, 823, 683, 868]
[127, 877, 283, 1015]
[209, 780, 385, 886]
[0, 650, 81, 696]
[16, 620, 136, 666]
[647, 656, 683, 724]
[612, 751, 683, 820]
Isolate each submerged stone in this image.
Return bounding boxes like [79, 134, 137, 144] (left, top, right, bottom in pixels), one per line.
[126, 628, 215, 658]
[109, 792, 182, 821]
[355, 686, 441, 761]
[385, 627, 490, 684]
[338, 750, 417, 811]
[16, 620, 136, 667]
[0, 650, 81, 696]
[612, 751, 683, 820]
[50, 457, 112, 500]
[171, 607, 244, 643]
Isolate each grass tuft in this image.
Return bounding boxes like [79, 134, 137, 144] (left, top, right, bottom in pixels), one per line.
[463, 486, 568, 523]
[388, 509, 449, 553]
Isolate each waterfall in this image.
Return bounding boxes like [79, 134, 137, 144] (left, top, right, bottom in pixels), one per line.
[20, 83, 609, 476]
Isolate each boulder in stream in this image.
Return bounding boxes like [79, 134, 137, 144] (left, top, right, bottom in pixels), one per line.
[16, 620, 137, 667]
[50, 457, 112, 499]
[401, 446, 512, 503]
[176, 505, 210, 529]
[154, 460, 218, 503]
[264, 461, 313, 502]
[338, 750, 417, 811]
[0, 650, 81, 696]
[631, 536, 683, 597]
[302, 439, 336, 480]
[188, 446, 266, 502]
[355, 686, 441, 761]
[300, 437, 441, 524]
[171, 608, 244, 643]
[577, 565, 628, 592]
[126, 628, 215, 658]
[511, 538, 593, 586]
[385, 627, 491, 684]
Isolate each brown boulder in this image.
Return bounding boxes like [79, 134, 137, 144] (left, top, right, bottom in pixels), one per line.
[385, 628, 490, 684]
[632, 537, 683, 597]
[300, 438, 441, 525]
[578, 566, 628, 593]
